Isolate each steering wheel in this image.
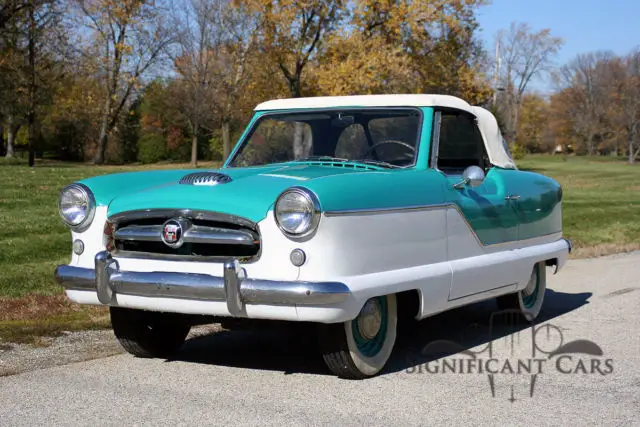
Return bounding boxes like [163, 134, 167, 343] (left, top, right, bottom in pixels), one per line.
[363, 140, 416, 159]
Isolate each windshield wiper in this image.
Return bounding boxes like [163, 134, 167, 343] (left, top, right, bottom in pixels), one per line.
[354, 159, 403, 169]
[293, 156, 350, 162]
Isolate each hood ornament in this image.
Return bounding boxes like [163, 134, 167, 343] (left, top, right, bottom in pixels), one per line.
[179, 172, 232, 186]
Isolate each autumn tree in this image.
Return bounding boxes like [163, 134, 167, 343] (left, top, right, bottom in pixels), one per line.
[73, 0, 172, 164]
[170, 0, 219, 166]
[554, 51, 617, 155]
[495, 22, 562, 147]
[516, 93, 551, 153]
[609, 50, 640, 163]
[252, 0, 345, 98]
[311, 0, 490, 102]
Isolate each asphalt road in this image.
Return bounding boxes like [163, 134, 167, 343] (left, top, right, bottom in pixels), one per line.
[1, 253, 639, 426]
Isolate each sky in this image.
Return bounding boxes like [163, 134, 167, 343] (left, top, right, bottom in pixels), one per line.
[476, 0, 640, 90]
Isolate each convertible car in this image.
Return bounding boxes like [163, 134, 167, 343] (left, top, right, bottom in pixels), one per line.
[55, 94, 571, 378]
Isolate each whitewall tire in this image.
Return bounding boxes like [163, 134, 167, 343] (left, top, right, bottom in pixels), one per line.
[497, 262, 547, 321]
[318, 294, 397, 379]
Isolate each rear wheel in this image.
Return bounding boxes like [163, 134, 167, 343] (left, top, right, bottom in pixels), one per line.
[496, 262, 547, 321]
[318, 294, 397, 379]
[110, 307, 191, 358]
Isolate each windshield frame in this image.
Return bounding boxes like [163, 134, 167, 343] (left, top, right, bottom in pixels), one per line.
[224, 107, 425, 169]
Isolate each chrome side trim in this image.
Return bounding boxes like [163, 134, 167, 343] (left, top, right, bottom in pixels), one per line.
[108, 209, 256, 229]
[114, 224, 258, 246]
[324, 203, 450, 217]
[55, 251, 350, 307]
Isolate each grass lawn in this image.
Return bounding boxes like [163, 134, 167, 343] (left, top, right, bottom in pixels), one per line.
[518, 155, 640, 257]
[0, 155, 638, 342]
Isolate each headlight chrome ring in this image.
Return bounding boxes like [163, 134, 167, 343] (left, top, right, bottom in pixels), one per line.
[58, 183, 96, 232]
[274, 187, 321, 240]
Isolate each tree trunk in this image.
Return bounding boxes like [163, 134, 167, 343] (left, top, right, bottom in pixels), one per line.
[190, 121, 198, 167]
[5, 116, 19, 158]
[94, 97, 111, 164]
[587, 134, 594, 156]
[222, 120, 231, 161]
[27, 1, 36, 167]
[0, 125, 4, 156]
[629, 138, 635, 164]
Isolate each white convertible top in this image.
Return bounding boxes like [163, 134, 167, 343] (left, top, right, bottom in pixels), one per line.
[254, 94, 516, 169]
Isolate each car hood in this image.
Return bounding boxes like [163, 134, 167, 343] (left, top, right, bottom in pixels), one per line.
[83, 164, 377, 223]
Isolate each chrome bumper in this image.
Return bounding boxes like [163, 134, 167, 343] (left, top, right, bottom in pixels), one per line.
[55, 251, 350, 316]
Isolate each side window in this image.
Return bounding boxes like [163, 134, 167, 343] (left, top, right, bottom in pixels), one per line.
[436, 112, 488, 173]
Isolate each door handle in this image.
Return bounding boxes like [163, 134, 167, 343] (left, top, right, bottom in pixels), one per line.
[505, 194, 521, 201]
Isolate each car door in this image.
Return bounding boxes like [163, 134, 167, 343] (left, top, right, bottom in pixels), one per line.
[431, 110, 520, 300]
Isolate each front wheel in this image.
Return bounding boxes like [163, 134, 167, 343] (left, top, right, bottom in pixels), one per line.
[496, 262, 547, 321]
[318, 294, 397, 379]
[110, 307, 191, 358]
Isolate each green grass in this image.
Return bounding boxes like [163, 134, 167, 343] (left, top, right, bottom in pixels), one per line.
[518, 155, 640, 257]
[0, 156, 638, 341]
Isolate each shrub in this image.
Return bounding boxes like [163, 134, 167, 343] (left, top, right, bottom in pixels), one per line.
[137, 133, 167, 163]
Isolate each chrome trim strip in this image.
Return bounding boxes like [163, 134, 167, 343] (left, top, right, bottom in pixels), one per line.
[55, 251, 350, 306]
[108, 250, 258, 263]
[324, 203, 450, 217]
[114, 224, 258, 246]
[108, 209, 257, 229]
[430, 110, 441, 169]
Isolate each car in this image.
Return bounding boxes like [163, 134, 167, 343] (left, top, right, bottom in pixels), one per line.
[55, 94, 571, 379]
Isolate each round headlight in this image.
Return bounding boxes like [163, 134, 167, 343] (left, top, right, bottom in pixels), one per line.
[275, 187, 320, 238]
[58, 183, 96, 231]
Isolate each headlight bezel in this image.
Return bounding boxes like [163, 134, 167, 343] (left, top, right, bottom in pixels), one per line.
[58, 183, 96, 232]
[274, 187, 321, 240]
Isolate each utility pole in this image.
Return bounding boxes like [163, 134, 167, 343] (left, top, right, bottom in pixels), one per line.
[492, 38, 501, 106]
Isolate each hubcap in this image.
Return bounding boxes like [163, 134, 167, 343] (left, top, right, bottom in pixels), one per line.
[357, 299, 383, 339]
[352, 296, 388, 357]
[522, 267, 539, 309]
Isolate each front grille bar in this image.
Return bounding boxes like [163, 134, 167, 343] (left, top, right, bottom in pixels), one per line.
[114, 224, 258, 246]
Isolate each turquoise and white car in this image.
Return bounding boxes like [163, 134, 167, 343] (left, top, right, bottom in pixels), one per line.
[55, 95, 571, 378]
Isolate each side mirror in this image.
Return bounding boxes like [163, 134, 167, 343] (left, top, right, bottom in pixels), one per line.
[454, 165, 485, 189]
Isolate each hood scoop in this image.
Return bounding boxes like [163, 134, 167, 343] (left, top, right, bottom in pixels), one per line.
[179, 171, 232, 186]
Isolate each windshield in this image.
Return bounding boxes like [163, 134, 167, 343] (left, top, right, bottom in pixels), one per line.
[227, 108, 422, 168]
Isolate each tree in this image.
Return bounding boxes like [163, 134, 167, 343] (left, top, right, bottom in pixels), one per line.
[517, 93, 551, 153]
[73, 0, 172, 164]
[554, 51, 616, 155]
[610, 49, 640, 163]
[170, 0, 219, 166]
[252, 0, 345, 98]
[495, 22, 562, 147]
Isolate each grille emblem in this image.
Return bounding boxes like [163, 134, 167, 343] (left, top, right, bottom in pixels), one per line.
[162, 218, 188, 248]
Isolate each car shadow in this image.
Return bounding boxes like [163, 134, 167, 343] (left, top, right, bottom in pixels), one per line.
[170, 289, 592, 377]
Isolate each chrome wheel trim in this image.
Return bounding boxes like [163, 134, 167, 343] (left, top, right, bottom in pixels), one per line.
[357, 298, 383, 339]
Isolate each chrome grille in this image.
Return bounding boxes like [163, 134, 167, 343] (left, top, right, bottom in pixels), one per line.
[107, 209, 260, 262]
[179, 172, 232, 186]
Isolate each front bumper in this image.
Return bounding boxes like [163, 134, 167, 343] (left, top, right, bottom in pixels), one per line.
[55, 251, 350, 316]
